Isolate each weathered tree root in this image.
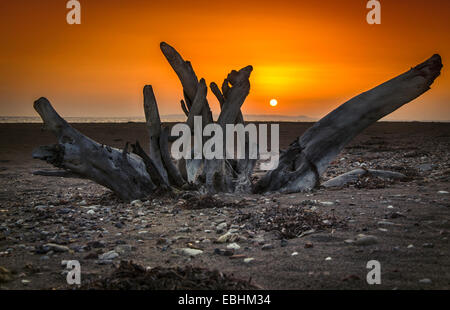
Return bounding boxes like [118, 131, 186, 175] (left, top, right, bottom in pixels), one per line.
[32, 42, 442, 201]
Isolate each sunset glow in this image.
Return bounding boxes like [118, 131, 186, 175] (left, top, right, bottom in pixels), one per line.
[0, 0, 449, 120]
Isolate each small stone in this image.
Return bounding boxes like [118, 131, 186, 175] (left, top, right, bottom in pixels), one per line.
[291, 252, 299, 256]
[176, 248, 203, 257]
[86, 210, 95, 215]
[99, 251, 119, 260]
[131, 200, 144, 207]
[437, 191, 449, 194]
[422, 243, 434, 248]
[21, 279, 31, 285]
[227, 243, 241, 250]
[261, 244, 274, 250]
[178, 227, 191, 233]
[354, 235, 378, 246]
[244, 258, 255, 264]
[304, 242, 314, 249]
[319, 201, 334, 206]
[44, 243, 70, 253]
[216, 232, 240, 243]
[214, 248, 234, 256]
[418, 163, 433, 172]
[216, 222, 228, 233]
[325, 257, 332, 261]
[0, 266, 13, 283]
[407, 244, 414, 249]
[419, 278, 432, 284]
[378, 221, 395, 226]
[115, 244, 133, 254]
[34, 205, 48, 212]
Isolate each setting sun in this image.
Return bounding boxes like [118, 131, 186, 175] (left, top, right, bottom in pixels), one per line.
[270, 99, 278, 107]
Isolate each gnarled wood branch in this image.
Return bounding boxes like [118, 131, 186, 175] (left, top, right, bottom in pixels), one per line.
[254, 54, 442, 193]
[31, 42, 442, 201]
[32, 98, 155, 201]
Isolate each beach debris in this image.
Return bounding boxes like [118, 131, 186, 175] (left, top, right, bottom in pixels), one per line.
[175, 248, 203, 257]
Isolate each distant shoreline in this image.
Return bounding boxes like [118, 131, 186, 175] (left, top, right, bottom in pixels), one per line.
[1, 116, 449, 124]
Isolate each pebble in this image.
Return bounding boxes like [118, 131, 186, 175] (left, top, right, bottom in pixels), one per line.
[215, 232, 240, 243]
[227, 243, 241, 250]
[262, 244, 274, 250]
[419, 278, 432, 284]
[319, 201, 334, 206]
[176, 248, 203, 257]
[178, 227, 191, 233]
[353, 235, 378, 246]
[418, 163, 433, 172]
[21, 279, 31, 285]
[437, 191, 449, 194]
[291, 252, 299, 256]
[131, 200, 144, 207]
[87, 210, 95, 215]
[216, 222, 228, 233]
[34, 205, 48, 212]
[98, 251, 119, 260]
[115, 244, 133, 254]
[325, 257, 332, 261]
[304, 242, 314, 249]
[378, 221, 395, 226]
[422, 243, 434, 248]
[214, 248, 234, 256]
[244, 258, 255, 264]
[44, 243, 70, 253]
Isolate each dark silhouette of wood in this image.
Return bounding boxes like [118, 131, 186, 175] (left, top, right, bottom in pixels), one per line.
[32, 42, 442, 201]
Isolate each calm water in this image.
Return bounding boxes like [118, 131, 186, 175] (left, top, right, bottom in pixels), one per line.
[0, 116, 185, 123]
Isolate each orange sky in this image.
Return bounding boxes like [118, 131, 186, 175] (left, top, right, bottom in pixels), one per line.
[0, 0, 449, 120]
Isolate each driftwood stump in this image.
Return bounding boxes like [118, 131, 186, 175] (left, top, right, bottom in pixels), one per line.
[32, 42, 442, 201]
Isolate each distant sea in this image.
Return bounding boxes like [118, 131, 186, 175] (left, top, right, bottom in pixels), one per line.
[0, 116, 448, 123]
[0, 114, 318, 123]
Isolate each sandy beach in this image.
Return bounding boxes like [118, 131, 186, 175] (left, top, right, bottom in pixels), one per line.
[0, 121, 449, 289]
